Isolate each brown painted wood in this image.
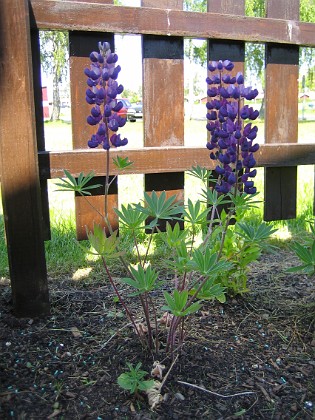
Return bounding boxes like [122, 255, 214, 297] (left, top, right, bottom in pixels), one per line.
[208, 0, 244, 15]
[142, 59, 184, 147]
[38, 143, 315, 179]
[264, 0, 299, 221]
[30, 1, 315, 47]
[69, 29, 119, 239]
[207, 0, 245, 83]
[29, 9, 51, 241]
[0, 0, 50, 317]
[142, 0, 184, 231]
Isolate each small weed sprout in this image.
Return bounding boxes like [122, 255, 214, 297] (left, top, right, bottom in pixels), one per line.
[117, 362, 154, 395]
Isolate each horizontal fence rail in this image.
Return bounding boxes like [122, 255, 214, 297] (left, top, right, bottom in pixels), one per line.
[39, 143, 315, 179]
[31, 1, 315, 46]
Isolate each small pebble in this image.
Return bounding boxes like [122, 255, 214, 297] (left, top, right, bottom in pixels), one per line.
[174, 392, 185, 401]
[304, 401, 313, 410]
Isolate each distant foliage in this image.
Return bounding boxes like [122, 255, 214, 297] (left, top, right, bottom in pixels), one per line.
[40, 31, 69, 121]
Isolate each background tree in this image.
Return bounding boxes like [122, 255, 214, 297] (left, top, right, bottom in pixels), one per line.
[184, 0, 207, 119]
[245, 0, 315, 90]
[40, 31, 69, 121]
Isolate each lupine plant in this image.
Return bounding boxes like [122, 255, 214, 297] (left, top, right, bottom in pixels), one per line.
[58, 48, 275, 356]
[287, 219, 315, 275]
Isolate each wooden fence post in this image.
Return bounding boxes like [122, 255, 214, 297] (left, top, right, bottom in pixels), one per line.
[142, 0, 185, 231]
[0, 0, 50, 317]
[264, 0, 299, 220]
[29, 8, 51, 241]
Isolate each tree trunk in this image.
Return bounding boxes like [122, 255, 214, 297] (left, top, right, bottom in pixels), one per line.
[187, 39, 195, 120]
[50, 68, 61, 121]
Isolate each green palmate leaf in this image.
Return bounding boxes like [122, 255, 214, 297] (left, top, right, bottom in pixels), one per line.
[114, 204, 147, 231]
[117, 362, 154, 394]
[166, 241, 191, 274]
[286, 264, 315, 274]
[189, 279, 226, 302]
[200, 188, 231, 207]
[162, 289, 201, 317]
[113, 155, 133, 170]
[291, 241, 314, 263]
[186, 165, 210, 184]
[237, 222, 277, 245]
[229, 192, 261, 215]
[287, 240, 315, 275]
[55, 170, 102, 196]
[188, 248, 233, 278]
[86, 225, 122, 259]
[161, 222, 188, 249]
[183, 199, 210, 227]
[307, 219, 315, 236]
[238, 246, 261, 267]
[119, 264, 161, 295]
[136, 191, 184, 222]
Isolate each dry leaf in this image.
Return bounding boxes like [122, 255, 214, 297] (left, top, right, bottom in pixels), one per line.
[146, 380, 162, 410]
[47, 409, 62, 419]
[151, 361, 166, 379]
[135, 322, 148, 336]
[158, 312, 173, 326]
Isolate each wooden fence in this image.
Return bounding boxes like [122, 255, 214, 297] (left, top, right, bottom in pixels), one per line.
[0, 0, 315, 316]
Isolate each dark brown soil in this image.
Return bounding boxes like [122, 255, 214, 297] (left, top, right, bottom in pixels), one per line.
[1, 250, 314, 419]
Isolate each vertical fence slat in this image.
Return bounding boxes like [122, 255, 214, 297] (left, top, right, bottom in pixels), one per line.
[207, 0, 245, 93]
[142, 0, 184, 231]
[264, 0, 299, 221]
[69, 29, 118, 239]
[0, 0, 50, 317]
[30, 9, 51, 241]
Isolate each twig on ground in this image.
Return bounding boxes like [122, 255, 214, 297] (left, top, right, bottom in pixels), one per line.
[97, 323, 132, 350]
[160, 354, 179, 390]
[178, 380, 256, 399]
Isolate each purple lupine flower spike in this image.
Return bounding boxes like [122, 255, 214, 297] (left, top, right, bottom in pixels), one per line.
[84, 42, 128, 149]
[206, 59, 260, 194]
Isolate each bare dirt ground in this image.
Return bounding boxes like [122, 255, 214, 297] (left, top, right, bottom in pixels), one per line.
[0, 249, 314, 419]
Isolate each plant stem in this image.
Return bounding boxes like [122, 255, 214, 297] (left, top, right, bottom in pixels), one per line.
[132, 231, 142, 266]
[143, 229, 154, 265]
[139, 293, 153, 351]
[148, 294, 159, 354]
[101, 256, 146, 348]
[104, 149, 110, 219]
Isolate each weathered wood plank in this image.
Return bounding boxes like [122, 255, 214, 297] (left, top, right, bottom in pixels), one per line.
[38, 143, 315, 179]
[264, 0, 299, 221]
[29, 10, 51, 240]
[0, 0, 50, 317]
[30, 0, 315, 47]
[142, 0, 184, 231]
